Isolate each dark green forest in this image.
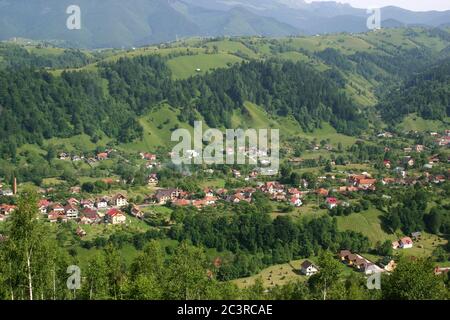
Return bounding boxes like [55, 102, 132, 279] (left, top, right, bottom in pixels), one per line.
[377, 58, 450, 122]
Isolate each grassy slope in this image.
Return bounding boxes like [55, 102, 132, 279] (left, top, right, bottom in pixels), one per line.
[336, 208, 396, 245]
[398, 114, 450, 132]
[167, 53, 243, 79]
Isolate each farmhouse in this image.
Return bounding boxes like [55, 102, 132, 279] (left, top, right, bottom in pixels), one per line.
[64, 205, 79, 220]
[38, 199, 51, 214]
[50, 203, 65, 213]
[399, 236, 413, 249]
[155, 189, 180, 204]
[300, 260, 319, 276]
[147, 173, 159, 186]
[290, 197, 303, 207]
[326, 197, 337, 209]
[106, 208, 126, 225]
[48, 211, 67, 223]
[97, 152, 108, 160]
[172, 199, 191, 207]
[131, 205, 144, 219]
[315, 188, 329, 197]
[0, 204, 17, 215]
[76, 227, 87, 237]
[96, 197, 109, 209]
[80, 208, 100, 224]
[111, 193, 128, 207]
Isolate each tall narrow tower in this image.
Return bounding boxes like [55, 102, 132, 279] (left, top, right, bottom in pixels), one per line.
[13, 177, 17, 195]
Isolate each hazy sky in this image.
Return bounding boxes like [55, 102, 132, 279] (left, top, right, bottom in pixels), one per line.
[304, 0, 450, 12]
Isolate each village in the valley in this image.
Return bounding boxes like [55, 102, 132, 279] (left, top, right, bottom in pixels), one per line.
[0, 128, 449, 285]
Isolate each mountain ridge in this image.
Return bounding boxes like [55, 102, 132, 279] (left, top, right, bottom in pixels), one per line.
[0, 0, 450, 48]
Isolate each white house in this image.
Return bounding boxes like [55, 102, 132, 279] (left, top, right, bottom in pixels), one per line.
[64, 205, 79, 220]
[106, 208, 126, 225]
[290, 197, 303, 207]
[399, 237, 413, 249]
[96, 198, 109, 209]
[300, 260, 319, 276]
[111, 194, 128, 207]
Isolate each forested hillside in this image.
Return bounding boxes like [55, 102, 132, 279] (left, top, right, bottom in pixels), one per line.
[0, 55, 363, 158]
[377, 58, 450, 123]
[1, 27, 450, 159]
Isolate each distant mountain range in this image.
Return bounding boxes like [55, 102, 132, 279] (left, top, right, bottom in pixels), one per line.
[1, 0, 449, 48]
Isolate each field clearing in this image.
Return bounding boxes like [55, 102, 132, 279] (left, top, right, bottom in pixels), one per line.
[399, 233, 448, 259]
[120, 104, 197, 152]
[398, 114, 449, 132]
[336, 208, 396, 245]
[297, 122, 357, 148]
[231, 259, 309, 289]
[232, 256, 354, 289]
[74, 238, 179, 269]
[198, 178, 226, 189]
[167, 53, 242, 79]
[205, 40, 258, 59]
[45, 134, 111, 153]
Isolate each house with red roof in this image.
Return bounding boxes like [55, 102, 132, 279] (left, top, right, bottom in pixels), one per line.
[106, 208, 126, 225]
[290, 197, 303, 207]
[288, 188, 302, 198]
[399, 236, 413, 249]
[316, 188, 329, 197]
[97, 152, 108, 161]
[140, 152, 157, 161]
[356, 178, 377, 190]
[172, 199, 191, 207]
[48, 211, 67, 223]
[326, 197, 338, 209]
[38, 199, 51, 214]
[50, 203, 65, 213]
[0, 204, 17, 215]
[80, 208, 100, 224]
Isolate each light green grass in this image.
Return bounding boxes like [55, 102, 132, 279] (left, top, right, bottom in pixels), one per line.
[167, 53, 242, 79]
[398, 114, 449, 132]
[232, 259, 310, 289]
[206, 40, 258, 58]
[119, 104, 197, 152]
[336, 208, 396, 245]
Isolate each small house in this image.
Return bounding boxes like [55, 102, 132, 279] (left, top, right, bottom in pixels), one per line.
[300, 260, 319, 276]
[399, 237, 413, 249]
[106, 208, 126, 225]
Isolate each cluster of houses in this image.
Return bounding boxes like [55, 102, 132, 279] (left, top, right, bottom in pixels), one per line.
[37, 193, 133, 226]
[294, 245, 448, 279]
[339, 250, 386, 275]
[151, 181, 305, 209]
[148, 164, 448, 211]
[431, 130, 450, 147]
[58, 149, 116, 163]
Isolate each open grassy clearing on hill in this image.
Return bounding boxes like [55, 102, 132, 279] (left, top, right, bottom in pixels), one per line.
[232, 256, 355, 289]
[205, 39, 259, 59]
[336, 208, 396, 245]
[167, 52, 243, 79]
[398, 114, 450, 132]
[231, 259, 310, 289]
